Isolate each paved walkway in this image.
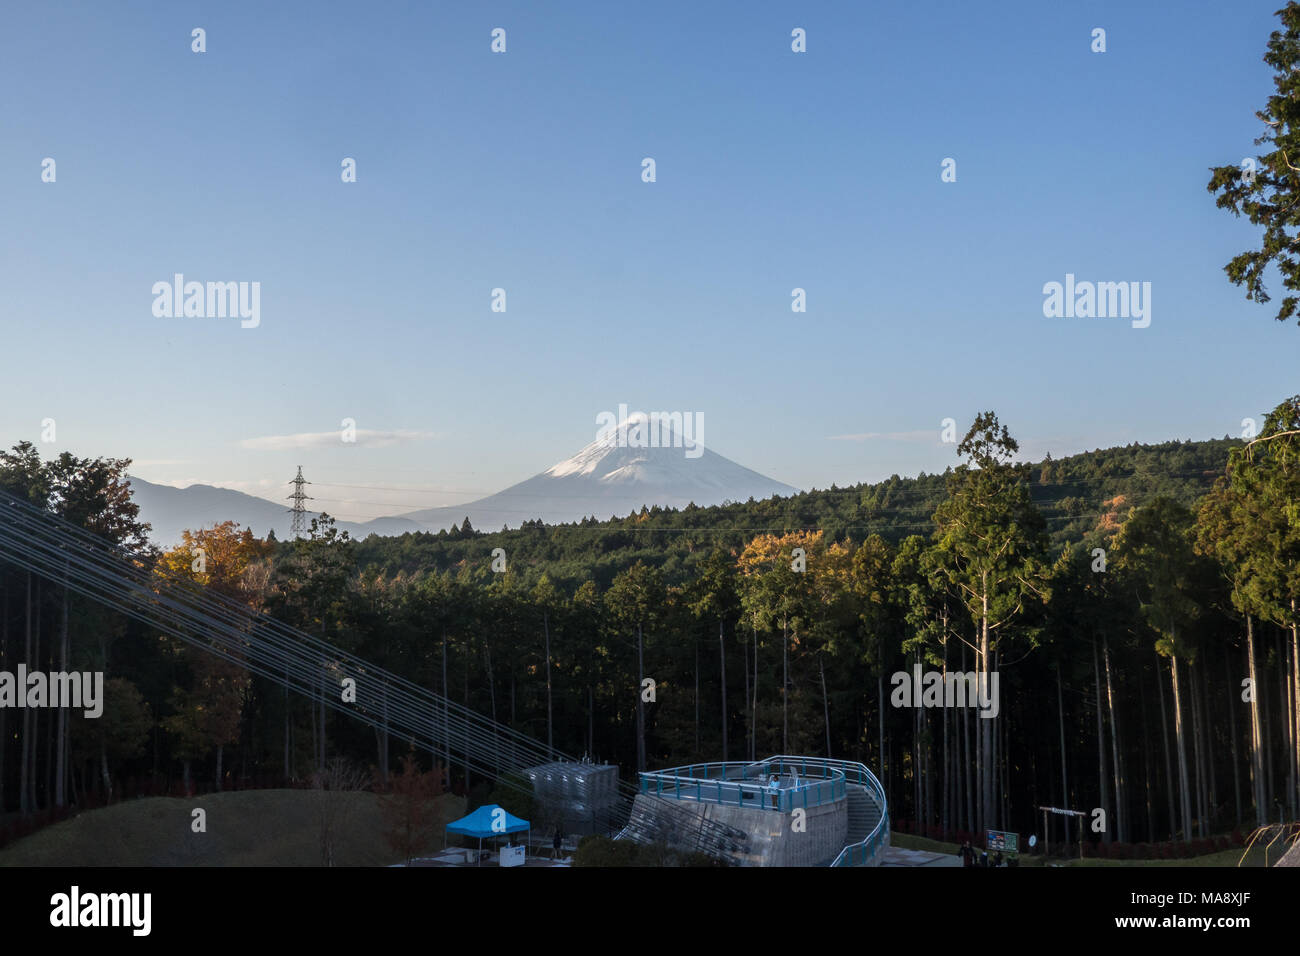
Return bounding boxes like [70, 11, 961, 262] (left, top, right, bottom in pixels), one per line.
[881, 846, 963, 867]
[405, 848, 572, 867]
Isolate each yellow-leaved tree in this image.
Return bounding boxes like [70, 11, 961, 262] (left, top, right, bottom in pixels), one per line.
[155, 522, 271, 792]
[736, 531, 828, 754]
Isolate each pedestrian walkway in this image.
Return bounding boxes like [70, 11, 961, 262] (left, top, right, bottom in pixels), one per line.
[404, 848, 572, 867]
[881, 847, 962, 867]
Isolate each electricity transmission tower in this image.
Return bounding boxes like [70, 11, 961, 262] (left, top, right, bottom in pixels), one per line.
[287, 465, 312, 539]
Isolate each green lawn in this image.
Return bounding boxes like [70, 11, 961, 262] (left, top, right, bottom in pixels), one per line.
[890, 833, 961, 855]
[1061, 844, 1272, 867]
[0, 789, 465, 867]
[889, 832, 1272, 867]
[4, 800, 1276, 867]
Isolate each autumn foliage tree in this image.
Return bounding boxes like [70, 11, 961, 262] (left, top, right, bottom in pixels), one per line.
[737, 530, 824, 754]
[379, 751, 445, 863]
[156, 522, 267, 791]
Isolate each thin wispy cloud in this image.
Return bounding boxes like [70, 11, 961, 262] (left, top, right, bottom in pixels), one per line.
[827, 430, 937, 443]
[239, 430, 439, 450]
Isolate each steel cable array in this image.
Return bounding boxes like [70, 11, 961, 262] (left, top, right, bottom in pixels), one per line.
[0, 489, 783, 850]
[0, 489, 594, 796]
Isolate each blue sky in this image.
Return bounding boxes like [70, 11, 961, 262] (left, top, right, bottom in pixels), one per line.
[2, 0, 1297, 522]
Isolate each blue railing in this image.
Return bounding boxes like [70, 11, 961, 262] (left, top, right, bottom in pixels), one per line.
[638, 760, 847, 812]
[635, 755, 890, 867]
[742, 755, 890, 867]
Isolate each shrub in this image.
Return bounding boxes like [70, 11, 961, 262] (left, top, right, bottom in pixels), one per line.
[572, 835, 728, 867]
[573, 835, 643, 867]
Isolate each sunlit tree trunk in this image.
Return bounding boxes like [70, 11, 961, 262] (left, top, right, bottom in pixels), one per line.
[30, 579, 41, 810]
[20, 573, 31, 814]
[719, 620, 728, 762]
[979, 583, 991, 832]
[1157, 664, 1176, 840]
[1094, 639, 1111, 845]
[941, 634, 949, 839]
[1189, 660, 1205, 837]
[441, 632, 449, 772]
[543, 610, 553, 751]
[742, 632, 749, 763]
[1201, 663, 1213, 834]
[378, 684, 389, 786]
[55, 573, 69, 807]
[485, 642, 498, 774]
[819, 652, 831, 759]
[962, 639, 972, 836]
[1285, 626, 1298, 820]
[283, 679, 290, 781]
[1141, 687, 1155, 841]
[1291, 609, 1300, 818]
[1170, 651, 1192, 841]
[914, 651, 922, 825]
[753, 626, 759, 762]
[1057, 664, 1069, 846]
[1247, 615, 1265, 826]
[994, 647, 1003, 830]
[694, 632, 700, 756]
[878, 633, 885, 792]
[636, 622, 646, 773]
[1104, 636, 1124, 843]
[0, 578, 7, 811]
[782, 618, 788, 754]
[1226, 641, 1241, 826]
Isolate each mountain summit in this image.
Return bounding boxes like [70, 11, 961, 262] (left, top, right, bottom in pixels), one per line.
[392, 413, 797, 531]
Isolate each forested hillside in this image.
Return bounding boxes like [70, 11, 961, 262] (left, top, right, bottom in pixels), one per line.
[2, 416, 1295, 860]
[352, 436, 1241, 592]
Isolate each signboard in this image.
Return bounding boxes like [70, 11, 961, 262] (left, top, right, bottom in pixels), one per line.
[499, 844, 526, 867]
[986, 829, 1019, 854]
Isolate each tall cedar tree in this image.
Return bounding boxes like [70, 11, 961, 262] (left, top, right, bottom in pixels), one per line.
[931, 412, 1047, 832]
[1208, 1, 1300, 324]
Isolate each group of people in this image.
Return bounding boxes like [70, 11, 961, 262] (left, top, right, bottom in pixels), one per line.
[959, 840, 1007, 867]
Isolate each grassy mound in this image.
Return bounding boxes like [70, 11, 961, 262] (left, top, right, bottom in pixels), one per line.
[0, 789, 464, 867]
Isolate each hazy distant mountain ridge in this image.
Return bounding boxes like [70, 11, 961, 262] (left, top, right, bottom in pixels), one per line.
[125, 415, 799, 543]
[124, 478, 424, 546]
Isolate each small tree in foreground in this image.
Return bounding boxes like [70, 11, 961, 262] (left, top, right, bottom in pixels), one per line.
[378, 752, 444, 864]
[310, 757, 370, 867]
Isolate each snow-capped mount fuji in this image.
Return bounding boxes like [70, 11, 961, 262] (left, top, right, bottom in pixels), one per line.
[387, 413, 798, 532]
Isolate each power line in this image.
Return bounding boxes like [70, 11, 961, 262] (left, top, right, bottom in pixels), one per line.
[0, 487, 640, 829]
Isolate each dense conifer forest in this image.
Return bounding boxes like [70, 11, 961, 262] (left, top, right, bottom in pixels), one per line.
[2, 411, 1297, 857]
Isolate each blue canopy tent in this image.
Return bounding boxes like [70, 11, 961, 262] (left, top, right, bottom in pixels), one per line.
[445, 804, 531, 864]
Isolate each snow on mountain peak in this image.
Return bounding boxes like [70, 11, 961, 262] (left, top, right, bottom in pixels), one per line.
[546, 410, 705, 479]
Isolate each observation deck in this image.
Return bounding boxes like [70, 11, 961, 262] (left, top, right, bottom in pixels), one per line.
[627, 755, 889, 866]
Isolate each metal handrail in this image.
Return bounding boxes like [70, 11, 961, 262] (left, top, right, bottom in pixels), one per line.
[633, 755, 890, 866]
[638, 760, 847, 812]
[747, 756, 890, 868]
